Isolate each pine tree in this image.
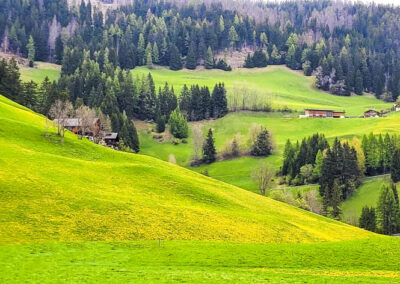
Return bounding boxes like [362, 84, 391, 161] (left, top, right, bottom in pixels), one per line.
[205, 46, 214, 69]
[169, 44, 182, 71]
[152, 42, 159, 64]
[250, 128, 272, 157]
[377, 184, 398, 235]
[186, 42, 197, 70]
[331, 179, 342, 219]
[27, 35, 35, 67]
[137, 33, 145, 65]
[55, 36, 63, 64]
[211, 83, 227, 118]
[156, 115, 166, 133]
[354, 69, 363, 95]
[391, 149, 400, 183]
[203, 128, 216, 164]
[312, 150, 324, 181]
[145, 43, 153, 69]
[359, 206, 376, 232]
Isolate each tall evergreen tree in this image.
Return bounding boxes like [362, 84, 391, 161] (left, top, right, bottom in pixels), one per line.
[391, 149, 400, 183]
[169, 44, 182, 71]
[203, 128, 217, 164]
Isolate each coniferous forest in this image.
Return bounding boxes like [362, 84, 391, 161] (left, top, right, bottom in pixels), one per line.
[1, 0, 400, 100]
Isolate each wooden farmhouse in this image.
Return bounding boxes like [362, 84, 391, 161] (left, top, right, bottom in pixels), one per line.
[364, 109, 380, 118]
[301, 109, 345, 118]
[54, 118, 101, 136]
[103, 132, 120, 147]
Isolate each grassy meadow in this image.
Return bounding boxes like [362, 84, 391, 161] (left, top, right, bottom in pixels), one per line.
[131, 65, 392, 116]
[139, 111, 400, 192]
[19, 61, 61, 83]
[342, 175, 393, 225]
[2, 238, 400, 283]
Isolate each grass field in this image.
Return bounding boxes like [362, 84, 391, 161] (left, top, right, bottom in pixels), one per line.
[19, 61, 61, 83]
[131, 65, 392, 116]
[2, 238, 400, 283]
[139, 111, 400, 192]
[342, 175, 393, 225]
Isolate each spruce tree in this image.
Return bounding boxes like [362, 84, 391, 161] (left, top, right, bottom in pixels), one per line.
[377, 184, 398, 235]
[27, 36, 35, 67]
[169, 44, 182, 70]
[203, 128, 217, 164]
[391, 149, 400, 183]
[186, 42, 197, 70]
[359, 206, 376, 232]
[156, 115, 166, 133]
[331, 179, 342, 219]
[250, 128, 272, 157]
[211, 83, 228, 118]
[205, 47, 214, 69]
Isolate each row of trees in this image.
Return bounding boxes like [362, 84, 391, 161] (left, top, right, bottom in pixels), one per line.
[281, 133, 329, 185]
[3, 1, 400, 99]
[361, 133, 400, 176]
[360, 183, 400, 235]
[179, 83, 228, 121]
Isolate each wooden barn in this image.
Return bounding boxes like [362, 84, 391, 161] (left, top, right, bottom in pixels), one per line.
[395, 103, 400, 112]
[364, 109, 379, 118]
[103, 132, 119, 147]
[302, 109, 345, 118]
[54, 118, 101, 136]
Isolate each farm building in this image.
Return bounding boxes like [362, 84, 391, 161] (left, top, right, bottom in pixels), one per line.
[103, 132, 119, 147]
[301, 109, 345, 118]
[395, 103, 400, 112]
[54, 118, 101, 136]
[364, 109, 379, 118]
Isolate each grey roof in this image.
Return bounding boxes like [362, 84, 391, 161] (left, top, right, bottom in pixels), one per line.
[103, 132, 119, 140]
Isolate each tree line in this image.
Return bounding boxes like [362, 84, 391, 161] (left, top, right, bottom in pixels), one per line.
[281, 132, 400, 219]
[2, 1, 400, 99]
[359, 183, 400, 235]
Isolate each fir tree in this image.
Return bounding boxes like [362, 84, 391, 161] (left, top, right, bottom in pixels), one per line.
[250, 128, 272, 157]
[205, 46, 214, 69]
[391, 149, 400, 183]
[359, 206, 376, 232]
[169, 44, 182, 71]
[186, 42, 197, 70]
[377, 184, 398, 235]
[203, 128, 217, 164]
[27, 36, 35, 67]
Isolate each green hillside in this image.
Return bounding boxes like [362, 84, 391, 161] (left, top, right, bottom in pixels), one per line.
[2, 94, 400, 282]
[0, 94, 375, 245]
[342, 176, 392, 225]
[139, 111, 400, 192]
[131, 65, 392, 116]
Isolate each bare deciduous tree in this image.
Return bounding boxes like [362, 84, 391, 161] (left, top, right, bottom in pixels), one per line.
[251, 162, 275, 196]
[76, 105, 97, 139]
[50, 99, 73, 139]
[191, 125, 204, 163]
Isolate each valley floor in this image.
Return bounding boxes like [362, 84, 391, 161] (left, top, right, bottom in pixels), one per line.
[1, 238, 400, 283]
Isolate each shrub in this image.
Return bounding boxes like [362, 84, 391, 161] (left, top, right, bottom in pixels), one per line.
[168, 109, 188, 138]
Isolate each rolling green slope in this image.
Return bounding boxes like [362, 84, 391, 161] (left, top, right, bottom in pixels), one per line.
[139, 111, 400, 192]
[131, 65, 392, 116]
[0, 95, 375, 245]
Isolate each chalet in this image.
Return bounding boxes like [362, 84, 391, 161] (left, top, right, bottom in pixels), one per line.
[395, 103, 400, 112]
[53, 118, 101, 136]
[103, 132, 119, 147]
[364, 109, 379, 118]
[301, 109, 345, 118]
